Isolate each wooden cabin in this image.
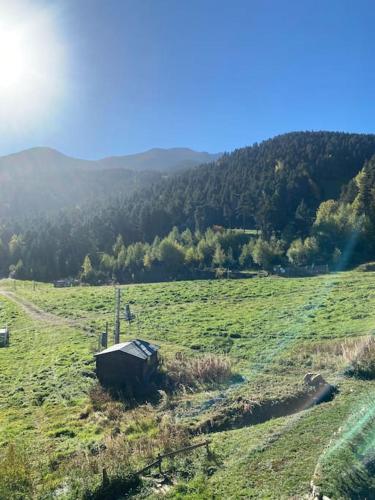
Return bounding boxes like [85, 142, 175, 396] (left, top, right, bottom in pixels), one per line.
[95, 339, 159, 391]
[0, 327, 9, 347]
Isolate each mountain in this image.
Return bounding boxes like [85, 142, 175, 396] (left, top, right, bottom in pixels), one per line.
[123, 131, 375, 237]
[0, 146, 220, 173]
[0, 147, 93, 173]
[0, 148, 160, 218]
[98, 148, 221, 172]
[3, 131, 375, 281]
[0, 146, 220, 218]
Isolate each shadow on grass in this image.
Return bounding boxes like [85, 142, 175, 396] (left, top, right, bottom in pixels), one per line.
[83, 473, 141, 500]
[195, 382, 338, 434]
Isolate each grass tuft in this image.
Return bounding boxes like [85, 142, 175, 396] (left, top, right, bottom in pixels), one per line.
[342, 335, 375, 379]
[165, 352, 233, 391]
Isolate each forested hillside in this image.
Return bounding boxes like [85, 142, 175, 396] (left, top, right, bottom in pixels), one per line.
[2, 131, 375, 281]
[0, 147, 219, 217]
[130, 131, 375, 235]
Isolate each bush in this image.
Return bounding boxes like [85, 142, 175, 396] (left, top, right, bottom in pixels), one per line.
[342, 336, 375, 379]
[251, 236, 285, 271]
[287, 236, 319, 266]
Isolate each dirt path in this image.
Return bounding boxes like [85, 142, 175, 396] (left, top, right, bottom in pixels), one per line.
[0, 288, 83, 328]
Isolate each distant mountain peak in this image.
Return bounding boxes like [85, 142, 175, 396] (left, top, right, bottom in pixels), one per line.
[0, 146, 220, 173]
[98, 147, 221, 172]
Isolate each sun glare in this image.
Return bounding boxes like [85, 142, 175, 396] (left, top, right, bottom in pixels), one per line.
[0, 29, 31, 89]
[0, 1, 66, 130]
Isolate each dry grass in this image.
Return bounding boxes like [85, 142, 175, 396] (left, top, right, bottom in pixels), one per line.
[0, 443, 34, 500]
[307, 341, 345, 371]
[89, 385, 114, 411]
[64, 412, 190, 497]
[290, 338, 375, 373]
[165, 352, 233, 391]
[341, 335, 375, 378]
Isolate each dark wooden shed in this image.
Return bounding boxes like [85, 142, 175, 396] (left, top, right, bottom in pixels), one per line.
[95, 339, 160, 391]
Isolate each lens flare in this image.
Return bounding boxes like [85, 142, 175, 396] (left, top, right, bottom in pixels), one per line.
[0, 1, 66, 131]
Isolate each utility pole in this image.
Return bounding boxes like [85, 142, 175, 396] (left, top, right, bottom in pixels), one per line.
[114, 287, 121, 344]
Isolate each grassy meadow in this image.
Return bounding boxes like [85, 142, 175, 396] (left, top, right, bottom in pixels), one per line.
[1, 271, 375, 498]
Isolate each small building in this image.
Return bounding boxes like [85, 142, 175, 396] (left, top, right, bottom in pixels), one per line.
[95, 339, 160, 391]
[53, 278, 80, 288]
[0, 327, 9, 347]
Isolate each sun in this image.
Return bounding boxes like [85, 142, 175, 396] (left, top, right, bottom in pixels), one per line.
[0, 29, 32, 90]
[0, 1, 66, 130]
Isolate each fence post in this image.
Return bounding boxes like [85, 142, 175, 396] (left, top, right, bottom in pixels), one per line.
[102, 468, 109, 487]
[157, 453, 162, 474]
[205, 440, 210, 454]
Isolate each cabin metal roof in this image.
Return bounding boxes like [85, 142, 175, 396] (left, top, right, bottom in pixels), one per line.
[95, 339, 159, 360]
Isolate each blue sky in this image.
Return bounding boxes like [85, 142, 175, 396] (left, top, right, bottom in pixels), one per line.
[1, 0, 375, 158]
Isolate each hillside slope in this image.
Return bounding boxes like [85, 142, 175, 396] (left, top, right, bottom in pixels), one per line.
[3, 131, 375, 282]
[0, 147, 219, 217]
[1, 272, 375, 498]
[98, 147, 221, 171]
[128, 131, 375, 235]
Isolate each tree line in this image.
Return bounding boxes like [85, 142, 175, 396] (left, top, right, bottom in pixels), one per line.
[1, 131, 375, 282]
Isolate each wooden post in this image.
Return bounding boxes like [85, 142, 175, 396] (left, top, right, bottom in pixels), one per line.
[114, 288, 121, 344]
[102, 468, 109, 486]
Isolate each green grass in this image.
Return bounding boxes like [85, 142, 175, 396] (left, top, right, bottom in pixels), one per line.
[0, 294, 98, 448]
[5, 272, 375, 362]
[1, 272, 375, 498]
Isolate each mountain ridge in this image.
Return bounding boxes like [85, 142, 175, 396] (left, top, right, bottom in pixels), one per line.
[0, 146, 220, 173]
[3, 131, 375, 280]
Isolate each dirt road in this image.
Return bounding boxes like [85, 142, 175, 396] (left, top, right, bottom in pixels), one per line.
[0, 288, 82, 328]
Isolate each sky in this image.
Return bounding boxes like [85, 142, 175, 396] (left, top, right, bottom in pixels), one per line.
[0, 0, 374, 159]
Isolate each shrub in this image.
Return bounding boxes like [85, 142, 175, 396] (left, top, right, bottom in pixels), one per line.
[251, 236, 285, 271]
[342, 336, 375, 379]
[287, 236, 319, 266]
